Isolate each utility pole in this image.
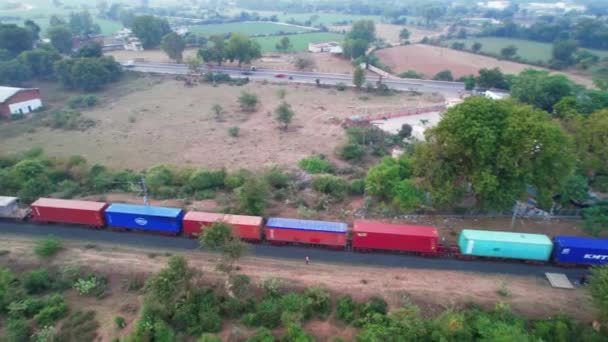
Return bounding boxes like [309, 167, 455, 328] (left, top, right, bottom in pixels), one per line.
[140, 176, 149, 206]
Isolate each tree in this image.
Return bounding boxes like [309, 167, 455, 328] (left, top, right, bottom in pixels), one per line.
[47, 25, 73, 54]
[238, 91, 258, 112]
[49, 15, 66, 27]
[198, 35, 226, 65]
[511, 69, 573, 112]
[0, 59, 30, 85]
[343, 20, 375, 59]
[131, 15, 171, 49]
[145, 255, 196, 307]
[574, 110, 608, 175]
[342, 38, 369, 59]
[421, 5, 444, 26]
[399, 28, 410, 42]
[275, 36, 292, 53]
[226, 33, 261, 67]
[0, 24, 34, 58]
[18, 48, 61, 79]
[68, 11, 100, 36]
[186, 56, 202, 74]
[560, 175, 588, 205]
[476, 67, 508, 90]
[413, 97, 574, 209]
[583, 202, 608, 237]
[365, 155, 422, 210]
[551, 40, 579, 68]
[500, 45, 518, 59]
[590, 264, 608, 320]
[211, 103, 224, 121]
[54, 56, 122, 91]
[472, 41, 482, 53]
[236, 176, 269, 216]
[353, 66, 365, 89]
[73, 42, 102, 58]
[199, 222, 247, 281]
[433, 70, 453, 81]
[461, 75, 476, 90]
[275, 102, 295, 130]
[398, 124, 412, 139]
[24, 20, 41, 41]
[161, 32, 186, 63]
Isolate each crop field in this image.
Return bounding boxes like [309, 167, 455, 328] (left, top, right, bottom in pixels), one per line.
[443, 37, 608, 63]
[0, 0, 122, 35]
[188, 22, 314, 36]
[253, 32, 345, 53]
[0, 75, 443, 171]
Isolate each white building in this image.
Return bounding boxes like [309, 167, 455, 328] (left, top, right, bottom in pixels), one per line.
[484, 90, 509, 100]
[0, 87, 42, 118]
[477, 1, 511, 10]
[308, 41, 343, 54]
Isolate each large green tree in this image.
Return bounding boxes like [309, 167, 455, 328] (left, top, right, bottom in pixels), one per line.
[510, 69, 573, 112]
[18, 48, 62, 79]
[0, 59, 30, 85]
[590, 264, 608, 320]
[161, 32, 186, 62]
[353, 66, 365, 89]
[198, 35, 226, 65]
[552, 40, 579, 68]
[0, 24, 34, 58]
[573, 110, 608, 175]
[47, 25, 73, 54]
[225, 33, 261, 67]
[131, 15, 171, 49]
[343, 20, 375, 59]
[68, 11, 100, 36]
[413, 97, 574, 209]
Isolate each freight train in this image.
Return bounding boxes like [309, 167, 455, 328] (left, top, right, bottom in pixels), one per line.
[1, 196, 607, 267]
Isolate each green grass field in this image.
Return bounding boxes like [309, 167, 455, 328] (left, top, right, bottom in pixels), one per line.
[253, 32, 344, 53]
[189, 22, 314, 36]
[443, 37, 608, 63]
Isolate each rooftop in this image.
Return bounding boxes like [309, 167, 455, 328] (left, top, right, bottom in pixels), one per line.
[0, 86, 38, 103]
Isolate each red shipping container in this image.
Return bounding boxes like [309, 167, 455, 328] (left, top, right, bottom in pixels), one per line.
[353, 220, 439, 254]
[265, 218, 348, 248]
[31, 198, 108, 227]
[182, 211, 263, 241]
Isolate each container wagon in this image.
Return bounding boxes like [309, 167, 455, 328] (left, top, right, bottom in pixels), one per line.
[265, 218, 347, 248]
[353, 220, 440, 255]
[458, 229, 553, 261]
[183, 211, 263, 241]
[105, 203, 184, 234]
[31, 198, 108, 228]
[553, 236, 608, 265]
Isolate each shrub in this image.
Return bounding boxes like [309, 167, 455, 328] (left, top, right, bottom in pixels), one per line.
[34, 237, 63, 258]
[283, 323, 315, 342]
[189, 169, 226, 191]
[55, 310, 99, 341]
[34, 294, 68, 326]
[302, 287, 331, 320]
[229, 126, 240, 137]
[254, 298, 282, 328]
[336, 295, 357, 323]
[31, 326, 56, 342]
[50, 110, 94, 130]
[312, 175, 349, 200]
[349, 179, 366, 195]
[261, 278, 282, 298]
[336, 83, 347, 91]
[359, 297, 387, 318]
[238, 91, 259, 112]
[593, 176, 608, 193]
[433, 70, 454, 81]
[67, 95, 98, 109]
[298, 155, 333, 174]
[73, 276, 100, 295]
[198, 334, 222, 342]
[115, 315, 127, 329]
[6, 318, 30, 342]
[399, 70, 424, 79]
[24, 268, 52, 294]
[247, 327, 276, 342]
[265, 167, 290, 189]
[338, 143, 366, 162]
[199, 309, 222, 333]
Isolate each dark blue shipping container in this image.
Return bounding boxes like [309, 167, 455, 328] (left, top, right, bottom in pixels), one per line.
[552, 236, 608, 265]
[105, 203, 184, 234]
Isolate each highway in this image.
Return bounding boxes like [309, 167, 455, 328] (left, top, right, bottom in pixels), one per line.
[0, 222, 586, 279]
[125, 61, 465, 96]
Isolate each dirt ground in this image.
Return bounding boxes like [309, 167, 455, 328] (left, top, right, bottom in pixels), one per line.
[0, 76, 443, 171]
[0, 237, 594, 341]
[330, 24, 442, 44]
[376, 44, 594, 86]
[106, 49, 358, 74]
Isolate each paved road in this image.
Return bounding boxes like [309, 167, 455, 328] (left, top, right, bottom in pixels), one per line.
[0, 222, 586, 279]
[125, 62, 465, 97]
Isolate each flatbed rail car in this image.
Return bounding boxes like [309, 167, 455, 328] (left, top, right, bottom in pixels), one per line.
[5, 194, 608, 268]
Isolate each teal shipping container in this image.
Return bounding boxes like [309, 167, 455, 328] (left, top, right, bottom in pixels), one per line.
[458, 229, 553, 261]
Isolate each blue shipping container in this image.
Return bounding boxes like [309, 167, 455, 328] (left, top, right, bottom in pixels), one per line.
[266, 217, 347, 233]
[553, 236, 608, 265]
[105, 203, 184, 234]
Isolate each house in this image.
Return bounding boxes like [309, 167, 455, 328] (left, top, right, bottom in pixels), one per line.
[123, 37, 143, 51]
[308, 42, 343, 54]
[0, 86, 42, 118]
[484, 90, 509, 100]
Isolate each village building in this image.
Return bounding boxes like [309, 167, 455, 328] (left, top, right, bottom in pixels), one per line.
[0, 86, 43, 118]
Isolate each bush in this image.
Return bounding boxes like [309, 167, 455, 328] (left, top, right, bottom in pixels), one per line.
[238, 91, 259, 112]
[6, 318, 31, 342]
[336, 295, 357, 323]
[246, 327, 276, 342]
[189, 169, 226, 191]
[50, 110, 94, 130]
[34, 294, 68, 326]
[349, 179, 366, 195]
[298, 155, 333, 174]
[338, 143, 366, 162]
[302, 287, 331, 319]
[34, 237, 63, 258]
[73, 276, 100, 295]
[198, 334, 222, 342]
[224, 170, 250, 190]
[198, 309, 222, 333]
[254, 298, 282, 329]
[312, 175, 349, 200]
[399, 70, 424, 79]
[265, 167, 290, 190]
[67, 95, 98, 109]
[283, 323, 315, 342]
[433, 70, 454, 81]
[593, 176, 608, 192]
[359, 297, 387, 318]
[336, 83, 347, 91]
[228, 126, 240, 137]
[115, 315, 127, 329]
[32, 326, 56, 342]
[24, 268, 52, 294]
[261, 278, 282, 298]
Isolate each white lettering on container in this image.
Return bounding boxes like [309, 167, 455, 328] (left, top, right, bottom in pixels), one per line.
[583, 254, 608, 260]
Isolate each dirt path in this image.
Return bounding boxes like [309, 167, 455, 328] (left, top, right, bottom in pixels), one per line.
[0, 236, 593, 330]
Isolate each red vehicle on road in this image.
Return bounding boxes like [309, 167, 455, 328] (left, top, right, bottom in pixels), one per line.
[274, 73, 286, 78]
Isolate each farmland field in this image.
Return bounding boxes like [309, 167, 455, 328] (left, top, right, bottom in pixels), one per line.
[253, 32, 345, 53]
[443, 37, 608, 63]
[188, 21, 314, 36]
[0, 0, 122, 35]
